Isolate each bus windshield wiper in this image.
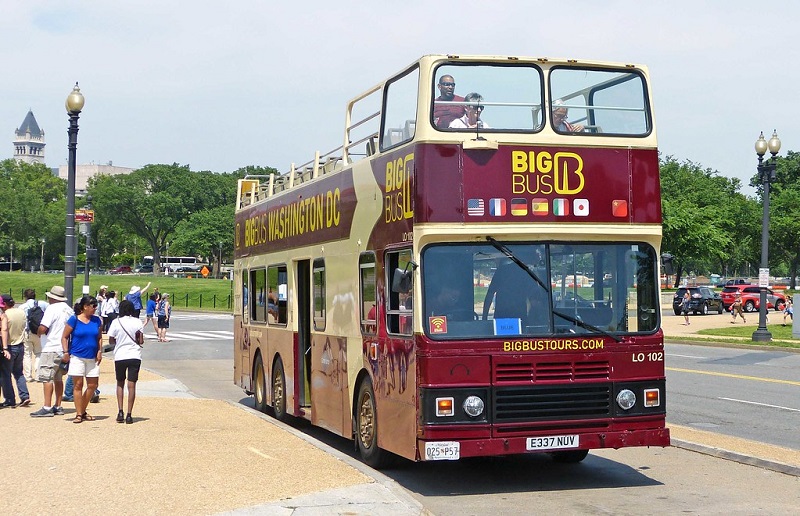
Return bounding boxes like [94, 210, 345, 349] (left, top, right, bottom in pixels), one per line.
[486, 237, 549, 293]
[551, 309, 622, 343]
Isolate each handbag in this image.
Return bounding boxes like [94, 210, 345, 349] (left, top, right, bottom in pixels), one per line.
[120, 322, 144, 347]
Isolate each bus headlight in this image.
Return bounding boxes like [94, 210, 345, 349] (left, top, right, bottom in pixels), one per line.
[462, 395, 485, 417]
[616, 389, 636, 410]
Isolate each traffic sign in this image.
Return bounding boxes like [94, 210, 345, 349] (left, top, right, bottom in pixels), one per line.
[201, 266, 210, 278]
[75, 209, 95, 223]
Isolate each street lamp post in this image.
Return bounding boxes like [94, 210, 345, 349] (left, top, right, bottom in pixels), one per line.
[64, 83, 85, 304]
[40, 238, 45, 273]
[82, 195, 93, 295]
[218, 242, 223, 279]
[10, 243, 13, 271]
[752, 130, 781, 342]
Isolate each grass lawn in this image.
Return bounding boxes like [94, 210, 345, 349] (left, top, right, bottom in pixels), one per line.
[696, 322, 800, 349]
[0, 271, 233, 312]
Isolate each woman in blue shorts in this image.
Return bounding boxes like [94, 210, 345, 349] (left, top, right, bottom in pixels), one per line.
[62, 296, 103, 423]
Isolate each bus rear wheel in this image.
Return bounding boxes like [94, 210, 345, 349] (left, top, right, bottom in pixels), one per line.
[272, 357, 289, 422]
[253, 354, 267, 413]
[355, 378, 393, 469]
[549, 449, 589, 463]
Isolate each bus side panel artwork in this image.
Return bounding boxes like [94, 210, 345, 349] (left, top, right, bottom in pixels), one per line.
[309, 334, 349, 436]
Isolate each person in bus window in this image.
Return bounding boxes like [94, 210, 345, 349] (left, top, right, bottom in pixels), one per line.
[449, 93, 489, 129]
[429, 282, 472, 320]
[552, 99, 585, 133]
[433, 74, 464, 128]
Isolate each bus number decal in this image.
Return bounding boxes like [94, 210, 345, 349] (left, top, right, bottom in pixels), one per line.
[511, 150, 585, 195]
[384, 152, 414, 223]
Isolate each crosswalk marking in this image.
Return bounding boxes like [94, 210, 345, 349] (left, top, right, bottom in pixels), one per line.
[143, 330, 234, 341]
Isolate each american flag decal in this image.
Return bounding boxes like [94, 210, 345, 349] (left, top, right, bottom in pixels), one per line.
[467, 198, 485, 216]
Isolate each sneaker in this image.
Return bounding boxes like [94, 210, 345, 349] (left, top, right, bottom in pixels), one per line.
[52, 406, 65, 416]
[90, 392, 100, 403]
[1, 401, 16, 408]
[126, 414, 133, 424]
[18, 399, 31, 407]
[30, 407, 54, 417]
[116, 410, 125, 423]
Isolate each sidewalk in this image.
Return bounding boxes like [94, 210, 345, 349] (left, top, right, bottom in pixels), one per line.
[661, 309, 800, 348]
[0, 358, 426, 516]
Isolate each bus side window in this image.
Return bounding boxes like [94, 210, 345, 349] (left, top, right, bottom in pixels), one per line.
[360, 253, 377, 334]
[268, 265, 288, 325]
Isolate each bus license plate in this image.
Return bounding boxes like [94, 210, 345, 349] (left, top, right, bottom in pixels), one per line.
[424, 441, 460, 461]
[526, 435, 579, 451]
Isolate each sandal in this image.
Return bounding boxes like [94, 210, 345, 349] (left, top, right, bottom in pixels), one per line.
[73, 415, 83, 424]
[81, 413, 95, 421]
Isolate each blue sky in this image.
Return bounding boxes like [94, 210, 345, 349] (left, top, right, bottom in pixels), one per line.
[3, 1, 797, 196]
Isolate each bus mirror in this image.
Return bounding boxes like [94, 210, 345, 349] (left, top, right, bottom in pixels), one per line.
[392, 268, 412, 294]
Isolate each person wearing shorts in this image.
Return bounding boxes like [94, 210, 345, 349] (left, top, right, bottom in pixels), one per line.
[156, 294, 171, 342]
[62, 296, 103, 424]
[107, 299, 144, 424]
[30, 285, 74, 418]
[145, 293, 159, 335]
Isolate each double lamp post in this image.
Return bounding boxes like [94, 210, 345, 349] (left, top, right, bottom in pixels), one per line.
[752, 130, 781, 343]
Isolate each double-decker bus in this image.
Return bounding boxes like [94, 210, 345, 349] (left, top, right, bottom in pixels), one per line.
[234, 54, 669, 467]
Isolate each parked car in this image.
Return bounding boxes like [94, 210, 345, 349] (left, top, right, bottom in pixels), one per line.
[724, 278, 749, 286]
[720, 284, 786, 312]
[109, 265, 132, 275]
[135, 265, 154, 273]
[672, 287, 724, 315]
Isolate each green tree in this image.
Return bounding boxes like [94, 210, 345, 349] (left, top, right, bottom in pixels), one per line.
[758, 150, 800, 288]
[172, 205, 235, 277]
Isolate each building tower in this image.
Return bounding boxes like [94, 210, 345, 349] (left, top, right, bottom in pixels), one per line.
[14, 110, 46, 164]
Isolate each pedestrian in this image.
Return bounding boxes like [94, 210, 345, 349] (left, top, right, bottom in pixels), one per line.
[96, 285, 108, 332]
[730, 291, 746, 324]
[107, 300, 144, 424]
[0, 296, 15, 408]
[145, 293, 159, 335]
[156, 293, 171, 342]
[1, 295, 31, 407]
[61, 295, 103, 423]
[681, 290, 691, 325]
[125, 282, 151, 318]
[102, 290, 119, 333]
[20, 289, 45, 383]
[783, 296, 793, 326]
[30, 285, 74, 418]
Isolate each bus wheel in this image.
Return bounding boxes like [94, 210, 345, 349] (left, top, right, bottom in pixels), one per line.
[549, 449, 589, 463]
[272, 357, 289, 422]
[253, 354, 267, 413]
[355, 378, 392, 469]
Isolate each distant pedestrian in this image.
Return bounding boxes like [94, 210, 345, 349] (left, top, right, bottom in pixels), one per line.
[107, 300, 144, 424]
[681, 290, 691, 325]
[96, 285, 108, 331]
[102, 290, 119, 332]
[730, 291, 746, 324]
[0, 296, 16, 407]
[145, 293, 159, 334]
[125, 282, 151, 318]
[156, 293, 172, 342]
[30, 285, 73, 418]
[20, 289, 45, 382]
[62, 296, 103, 423]
[783, 297, 793, 326]
[1, 295, 31, 407]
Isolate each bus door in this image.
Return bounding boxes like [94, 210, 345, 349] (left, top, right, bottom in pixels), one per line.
[297, 259, 312, 407]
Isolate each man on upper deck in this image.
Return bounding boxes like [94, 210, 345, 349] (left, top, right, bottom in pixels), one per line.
[433, 75, 465, 128]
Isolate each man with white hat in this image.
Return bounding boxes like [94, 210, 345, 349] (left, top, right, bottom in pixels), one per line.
[124, 282, 151, 319]
[30, 286, 74, 417]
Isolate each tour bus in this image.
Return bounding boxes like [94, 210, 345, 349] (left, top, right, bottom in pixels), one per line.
[233, 54, 669, 467]
[141, 255, 201, 272]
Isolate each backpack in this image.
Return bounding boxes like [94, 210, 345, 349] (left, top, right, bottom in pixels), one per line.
[27, 301, 45, 334]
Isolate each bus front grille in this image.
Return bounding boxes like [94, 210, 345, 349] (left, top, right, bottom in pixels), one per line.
[494, 385, 611, 422]
[495, 361, 610, 383]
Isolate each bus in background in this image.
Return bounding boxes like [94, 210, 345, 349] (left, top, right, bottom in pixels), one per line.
[234, 54, 669, 468]
[141, 255, 201, 272]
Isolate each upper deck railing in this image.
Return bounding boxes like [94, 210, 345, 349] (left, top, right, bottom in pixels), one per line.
[237, 54, 655, 210]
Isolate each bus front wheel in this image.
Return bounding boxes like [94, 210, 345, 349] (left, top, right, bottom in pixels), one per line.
[253, 354, 267, 413]
[355, 378, 392, 469]
[272, 357, 289, 422]
[549, 449, 589, 463]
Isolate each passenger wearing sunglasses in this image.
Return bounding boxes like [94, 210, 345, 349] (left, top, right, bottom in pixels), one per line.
[449, 92, 489, 129]
[552, 99, 585, 133]
[433, 74, 465, 128]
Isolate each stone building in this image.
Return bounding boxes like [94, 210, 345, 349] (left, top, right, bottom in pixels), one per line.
[14, 110, 46, 164]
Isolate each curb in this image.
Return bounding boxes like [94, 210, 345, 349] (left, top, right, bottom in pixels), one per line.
[671, 438, 800, 477]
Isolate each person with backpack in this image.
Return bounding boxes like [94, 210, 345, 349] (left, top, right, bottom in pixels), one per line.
[20, 289, 45, 383]
[156, 293, 171, 342]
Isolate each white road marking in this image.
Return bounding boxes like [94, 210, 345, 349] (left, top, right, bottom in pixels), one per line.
[718, 397, 800, 412]
[669, 353, 706, 359]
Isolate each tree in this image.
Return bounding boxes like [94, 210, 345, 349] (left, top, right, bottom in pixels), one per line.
[171, 205, 235, 277]
[760, 150, 800, 288]
[660, 157, 758, 286]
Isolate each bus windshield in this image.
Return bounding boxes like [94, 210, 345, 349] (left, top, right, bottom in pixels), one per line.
[432, 63, 649, 135]
[422, 242, 658, 339]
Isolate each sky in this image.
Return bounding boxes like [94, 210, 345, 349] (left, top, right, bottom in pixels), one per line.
[3, 1, 797, 196]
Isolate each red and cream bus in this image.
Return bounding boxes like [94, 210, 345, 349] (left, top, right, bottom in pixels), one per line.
[234, 54, 669, 467]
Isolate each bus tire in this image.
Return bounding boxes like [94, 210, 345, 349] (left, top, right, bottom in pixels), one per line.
[272, 356, 289, 422]
[549, 449, 589, 463]
[355, 377, 393, 469]
[253, 354, 268, 413]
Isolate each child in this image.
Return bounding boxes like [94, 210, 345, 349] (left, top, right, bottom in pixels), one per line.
[783, 297, 793, 326]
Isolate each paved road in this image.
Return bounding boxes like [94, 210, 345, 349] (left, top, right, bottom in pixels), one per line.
[146, 312, 799, 515]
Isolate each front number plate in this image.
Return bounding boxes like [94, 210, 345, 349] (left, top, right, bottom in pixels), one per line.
[526, 434, 579, 451]
[424, 441, 460, 461]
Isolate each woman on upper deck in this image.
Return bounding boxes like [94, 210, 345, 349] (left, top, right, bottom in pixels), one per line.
[449, 92, 490, 129]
